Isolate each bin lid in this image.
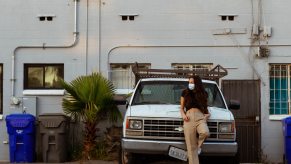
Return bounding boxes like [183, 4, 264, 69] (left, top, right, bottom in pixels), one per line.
[6, 114, 35, 128]
[38, 113, 68, 128]
[283, 116, 291, 124]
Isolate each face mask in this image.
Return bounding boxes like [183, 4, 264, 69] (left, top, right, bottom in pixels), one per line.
[188, 83, 195, 90]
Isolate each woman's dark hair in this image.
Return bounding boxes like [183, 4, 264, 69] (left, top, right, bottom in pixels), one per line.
[192, 75, 208, 113]
[183, 75, 208, 113]
[183, 75, 209, 113]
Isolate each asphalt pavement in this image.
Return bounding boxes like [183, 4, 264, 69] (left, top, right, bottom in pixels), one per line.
[0, 160, 118, 164]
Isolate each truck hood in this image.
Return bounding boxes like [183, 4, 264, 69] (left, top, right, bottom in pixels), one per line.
[128, 105, 234, 121]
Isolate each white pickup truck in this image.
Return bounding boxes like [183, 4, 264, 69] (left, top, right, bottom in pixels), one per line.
[119, 65, 240, 164]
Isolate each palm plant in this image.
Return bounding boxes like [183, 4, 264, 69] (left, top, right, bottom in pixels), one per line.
[61, 72, 121, 159]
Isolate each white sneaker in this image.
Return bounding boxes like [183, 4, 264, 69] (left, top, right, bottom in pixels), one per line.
[197, 147, 201, 155]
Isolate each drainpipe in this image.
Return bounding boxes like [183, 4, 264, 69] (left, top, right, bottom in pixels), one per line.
[11, 0, 79, 100]
[85, 0, 89, 75]
[98, 0, 102, 72]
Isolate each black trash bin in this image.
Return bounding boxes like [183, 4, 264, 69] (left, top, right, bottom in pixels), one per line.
[283, 116, 291, 164]
[38, 113, 69, 163]
[6, 114, 36, 163]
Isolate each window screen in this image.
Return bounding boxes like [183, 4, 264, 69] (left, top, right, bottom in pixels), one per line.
[172, 63, 213, 71]
[269, 64, 290, 114]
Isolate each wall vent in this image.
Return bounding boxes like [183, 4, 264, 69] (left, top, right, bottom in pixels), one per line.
[218, 14, 238, 21]
[37, 14, 56, 21]
[119, 14, 138, 21]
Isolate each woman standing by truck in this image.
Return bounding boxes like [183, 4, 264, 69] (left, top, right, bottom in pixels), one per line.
[180, 75, 210, 164]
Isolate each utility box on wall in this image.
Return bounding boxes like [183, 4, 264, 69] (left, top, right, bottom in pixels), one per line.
[22, 97, 37, 116]
[263, 26, 272, 37]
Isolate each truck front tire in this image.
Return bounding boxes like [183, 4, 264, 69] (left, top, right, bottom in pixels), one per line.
[119, 149, 135, 164]
[226, 152, 240, 164]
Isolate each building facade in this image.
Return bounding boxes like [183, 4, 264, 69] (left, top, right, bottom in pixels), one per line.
[0, 0, 290, 163]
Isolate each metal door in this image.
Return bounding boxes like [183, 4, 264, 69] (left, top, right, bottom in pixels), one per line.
[222, 80, 261, 163]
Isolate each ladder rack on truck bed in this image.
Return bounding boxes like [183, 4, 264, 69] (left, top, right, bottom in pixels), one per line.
[132, 62, 228, 84]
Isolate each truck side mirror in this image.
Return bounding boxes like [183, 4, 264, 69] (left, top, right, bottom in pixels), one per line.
[228, 99, 240, 110]
[126, 100, 129, 109]
[113, 95, 127, 105]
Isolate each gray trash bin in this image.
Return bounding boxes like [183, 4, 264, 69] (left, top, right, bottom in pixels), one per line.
[38, 113, 69, 163]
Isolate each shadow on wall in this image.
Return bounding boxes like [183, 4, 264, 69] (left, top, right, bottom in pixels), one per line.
[35, 118, 84, 162]
[34, 104, 125, 162]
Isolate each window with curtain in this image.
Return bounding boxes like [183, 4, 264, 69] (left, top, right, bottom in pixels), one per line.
[109, 63, 150, 89]
[24, 64, 64, 89]
[269, 64, 290, 115]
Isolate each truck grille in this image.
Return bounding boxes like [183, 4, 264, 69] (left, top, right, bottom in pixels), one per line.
[126, 117, 234, 141]
[207, 122, 218, 139]
[144, 120, 184, 138]
[143, 119, 218, 140]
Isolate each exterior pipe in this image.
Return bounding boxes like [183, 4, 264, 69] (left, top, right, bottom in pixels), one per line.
[85, 0, 89, 75]
[98, 0, 102, 72]
[11, 0, 79, 98]
[107, 43, 291, 85]
[108, 43, 291, 57]
[107, 43, 291, 67]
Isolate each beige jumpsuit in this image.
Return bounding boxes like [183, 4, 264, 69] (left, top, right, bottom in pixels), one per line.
[183, 108, 210, 164]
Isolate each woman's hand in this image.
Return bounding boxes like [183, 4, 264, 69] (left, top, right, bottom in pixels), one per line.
[204, 113, 211, 120]
[180, 97, 189, 121]
[182, 113, 189, 122]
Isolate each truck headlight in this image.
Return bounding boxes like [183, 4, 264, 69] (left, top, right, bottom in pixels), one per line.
[219, 122, 234, 133]
[128, 119, 143, 130]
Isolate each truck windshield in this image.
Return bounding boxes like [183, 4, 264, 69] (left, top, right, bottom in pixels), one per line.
[131, 81, 226, 108]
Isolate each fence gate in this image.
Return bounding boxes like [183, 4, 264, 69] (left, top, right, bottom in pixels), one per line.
[222, 80, 261, 163]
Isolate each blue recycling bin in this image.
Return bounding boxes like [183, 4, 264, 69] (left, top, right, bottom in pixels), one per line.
[283, 116, 291, 164]
[6, 114, 36, 163]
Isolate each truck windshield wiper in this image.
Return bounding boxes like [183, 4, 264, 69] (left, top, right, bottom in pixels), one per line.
[134, 101, 163, 105]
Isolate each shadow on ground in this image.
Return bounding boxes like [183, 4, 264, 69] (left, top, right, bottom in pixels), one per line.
[131, 154, 236, 164]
